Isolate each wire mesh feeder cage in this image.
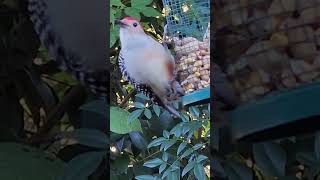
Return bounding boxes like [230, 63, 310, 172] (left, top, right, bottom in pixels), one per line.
[213, 0, 320, 103]
[162, 0, 211, 94]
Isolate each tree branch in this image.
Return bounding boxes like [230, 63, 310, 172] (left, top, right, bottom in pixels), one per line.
[28, 85, 87, 144]
[119, 90, 136, 108]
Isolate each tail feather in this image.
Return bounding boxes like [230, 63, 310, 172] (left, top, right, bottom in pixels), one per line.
[28, 0, 108, 96]
[164, 104, 181, 118]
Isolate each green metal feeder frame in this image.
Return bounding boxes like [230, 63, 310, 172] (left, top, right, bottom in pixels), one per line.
[181, 87, 210, 107]
[227, 82, 320, 142]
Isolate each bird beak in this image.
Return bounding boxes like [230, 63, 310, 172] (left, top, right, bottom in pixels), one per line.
[115, 19, 127, 27]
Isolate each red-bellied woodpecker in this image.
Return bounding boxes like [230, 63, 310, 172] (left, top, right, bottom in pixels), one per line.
[116, 17, 185, 117]
[27, 0, 108, 96]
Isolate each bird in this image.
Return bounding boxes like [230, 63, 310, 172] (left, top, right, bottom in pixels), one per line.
[27, 0, 108, 96]
[115, 17, 185, 117]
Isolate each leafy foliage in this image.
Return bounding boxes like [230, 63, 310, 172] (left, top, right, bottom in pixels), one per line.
[0, 143, 65, 180]
[0, 1, 108, 179]
[213, 131, 320, 180]
[119, 99, 211, 179]
[111, 106, 143, 134]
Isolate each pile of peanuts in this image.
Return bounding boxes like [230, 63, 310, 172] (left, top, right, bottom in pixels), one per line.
[173, 23, 210, 94]
[213, 0, 320, 102]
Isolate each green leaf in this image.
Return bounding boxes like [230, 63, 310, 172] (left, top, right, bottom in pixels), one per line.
[110, 106, 142, 134]
[136, 93, 150, 100]
[162, 152, 169, 162]
[64, 128, 107, 149]
[160, 141, 167, 151]
[182, 124, 191, 135]
[142, 7, 162, 17]
[0, 143, 65, 180]
[224, 160, 252, 180]
[253, 142, 287, 177]
[193, 164, 206, 180]
[111, 0, 124, 7]
[177, 142, 188, 155]
[147, 137, 167, 148]
[181, 148, 193, 159]
[135, 175, 156, 180]
[80, 99, 107, 118]
[182, 161, 195, 177]
[143, 158, 163, 168]
[124, 7, 141, 20]
[128, 109, 144, 123]
[163, 139, 177, 151]
[144, 108, 152, 119]
[134, 102, 145, 109]
[152, 104, 161, 117]
[162, 168, 171, 179]
[181, 113, 190, 122]
[170, 123, 184, 137]
[57, 151, 105, 180]
[171, 161, 181, 171]
[163, 130, 170, 139]
[131, 0, 153, 6]
[196, 155, 208, 163]
[110, 9, 117, 24]
[167, 170, 180, 180]
[110, 26, 119, 48]
[192, 144, 203, 151]
[189, 106, 200, 118]
[159, 164, 167, 174]
[189, 154, 196, 163]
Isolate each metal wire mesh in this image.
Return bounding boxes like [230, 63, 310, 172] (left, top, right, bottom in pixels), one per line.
[163, 0, 210, 40]
[213, 0, 320, 103]
[162, 0, 211, 94]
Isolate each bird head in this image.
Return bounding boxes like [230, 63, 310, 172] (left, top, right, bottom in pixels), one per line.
[115, 17, 144, 35]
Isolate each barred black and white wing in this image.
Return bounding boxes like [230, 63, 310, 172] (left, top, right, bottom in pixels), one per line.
[28, 0, 108, 96]
[118, 52, 164, 106]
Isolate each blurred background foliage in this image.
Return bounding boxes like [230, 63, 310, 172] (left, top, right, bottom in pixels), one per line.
[0, 0, 210, 179]
[0, 0, 106, 179]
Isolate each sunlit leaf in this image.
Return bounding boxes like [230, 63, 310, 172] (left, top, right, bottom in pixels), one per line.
[110, 106, 142, 134]
[143, 158, 163, 168]
[128, 109, 144, 123]
[182, 161, 195, 177]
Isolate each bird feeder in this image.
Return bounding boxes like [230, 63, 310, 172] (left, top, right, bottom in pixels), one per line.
[213, 0, 320, 141]
[214, 0, 320, 104]
[162, 0, 211, 106]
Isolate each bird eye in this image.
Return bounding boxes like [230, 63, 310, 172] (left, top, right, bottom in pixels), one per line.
[133, 23, 138, 27]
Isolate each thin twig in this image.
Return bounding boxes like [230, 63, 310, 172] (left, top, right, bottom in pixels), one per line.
[28, 85, 87, 144]
[134, 150, 162, 164]
[119, 90, 137, 108]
